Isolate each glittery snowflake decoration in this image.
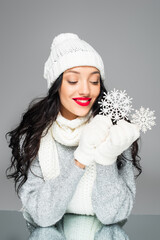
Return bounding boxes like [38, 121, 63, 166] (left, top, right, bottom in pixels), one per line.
[98, 88, 134, 122]
[98, 89, 156, 133]
[131, 107, 156, 133]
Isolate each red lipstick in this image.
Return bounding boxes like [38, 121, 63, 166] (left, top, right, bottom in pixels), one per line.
[72, 97, 91, 106]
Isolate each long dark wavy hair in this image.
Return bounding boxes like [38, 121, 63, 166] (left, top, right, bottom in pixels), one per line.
[6, 72, 142, 196]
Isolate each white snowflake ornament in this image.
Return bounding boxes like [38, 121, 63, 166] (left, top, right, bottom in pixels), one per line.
[131, 107, 156, 133]
[98, 89, 156, 134]
[98, 88, 134, 122]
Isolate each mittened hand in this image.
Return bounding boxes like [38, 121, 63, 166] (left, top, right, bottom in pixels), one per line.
[82, 114, 113, 147]
[74, 114, 113, 166]
[95, 119, 140, 165]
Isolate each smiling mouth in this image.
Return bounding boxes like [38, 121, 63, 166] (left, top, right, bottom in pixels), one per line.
[74, 99, 91, 103]
[72, 98, 91, 106]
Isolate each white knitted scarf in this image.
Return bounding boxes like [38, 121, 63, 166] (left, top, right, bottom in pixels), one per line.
[38, 111, 92, 181]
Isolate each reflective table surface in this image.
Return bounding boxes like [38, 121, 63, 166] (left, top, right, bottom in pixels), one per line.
[0, 211, 160, 240]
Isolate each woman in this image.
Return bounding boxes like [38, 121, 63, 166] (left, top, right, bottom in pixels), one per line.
[6, 33, 141, 232]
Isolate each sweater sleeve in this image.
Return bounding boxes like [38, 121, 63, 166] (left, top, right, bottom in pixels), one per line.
[91, 147, 136, 225]
[19, 155, 85, 227]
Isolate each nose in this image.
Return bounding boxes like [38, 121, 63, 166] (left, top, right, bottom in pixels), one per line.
[78, 80, 90, 96]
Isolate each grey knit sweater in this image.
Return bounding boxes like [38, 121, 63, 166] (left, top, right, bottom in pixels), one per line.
[19, 140, 136, 228]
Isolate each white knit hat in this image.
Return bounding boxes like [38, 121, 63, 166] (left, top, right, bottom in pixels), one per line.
[44, 33, 105, 89]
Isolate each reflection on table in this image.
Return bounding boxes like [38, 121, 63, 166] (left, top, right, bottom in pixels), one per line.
[27, 213, 129, 240]
[0, 211, 160, 240]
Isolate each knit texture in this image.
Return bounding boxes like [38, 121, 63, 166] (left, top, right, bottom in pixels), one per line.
[38, 111, 92, 181]
[19, 140, 136, 228]
[43, 33, 105, 88]
[52, 111, 92, 146]
[65, 161, 96, 215]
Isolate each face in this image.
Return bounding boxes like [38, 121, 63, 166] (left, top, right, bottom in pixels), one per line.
[58, 66, 101, 120]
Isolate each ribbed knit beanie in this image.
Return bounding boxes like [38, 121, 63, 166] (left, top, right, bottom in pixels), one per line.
[44, 33, 105, 89]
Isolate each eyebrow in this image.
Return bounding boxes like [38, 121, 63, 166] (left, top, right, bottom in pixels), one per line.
[65, 70, 100, 75]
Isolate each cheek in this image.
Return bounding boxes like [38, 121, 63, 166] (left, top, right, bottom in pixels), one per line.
[93, 86, 100, 98]
[59, 84, 74, 103]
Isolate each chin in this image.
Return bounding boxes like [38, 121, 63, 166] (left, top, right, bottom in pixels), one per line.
[74, 109, 91, 118]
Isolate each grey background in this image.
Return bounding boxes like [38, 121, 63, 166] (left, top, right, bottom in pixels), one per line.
[1, 0, 159, 214]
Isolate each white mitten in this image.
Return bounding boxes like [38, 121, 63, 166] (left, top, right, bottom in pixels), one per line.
[74, 115, 113, 166]
[95, 119, 140, 165]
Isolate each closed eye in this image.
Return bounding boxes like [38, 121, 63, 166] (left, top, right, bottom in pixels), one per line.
[90, 81, 99, 85]
[67, 81, 78, 84]
[67, 80, 99, 85]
